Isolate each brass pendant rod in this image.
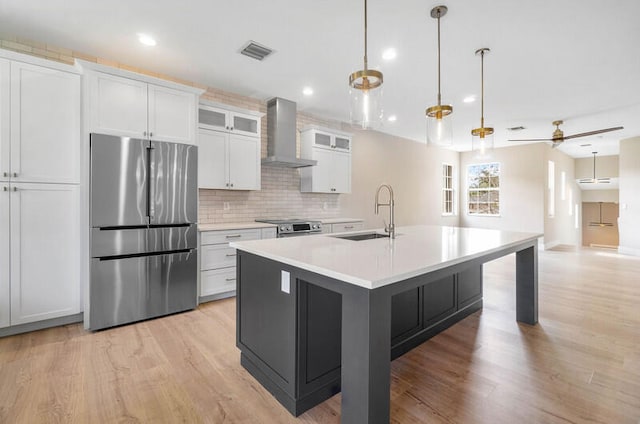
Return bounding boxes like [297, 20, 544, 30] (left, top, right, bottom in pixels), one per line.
[363, 0, 368, 71]
[593, 152, 597, 178]
[480, 49, 485, 128]
[436, 10, 442, 106]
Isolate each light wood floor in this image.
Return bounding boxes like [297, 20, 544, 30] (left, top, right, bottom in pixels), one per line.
[1, 248, 639, 423]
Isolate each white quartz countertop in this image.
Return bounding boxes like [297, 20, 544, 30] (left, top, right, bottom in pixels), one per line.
[231, 225, 541, 289]
[312, 217, 364, 224]
[198, 222, 277, 232]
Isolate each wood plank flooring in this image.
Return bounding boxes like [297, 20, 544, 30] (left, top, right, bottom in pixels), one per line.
[1, 248, 639, 423]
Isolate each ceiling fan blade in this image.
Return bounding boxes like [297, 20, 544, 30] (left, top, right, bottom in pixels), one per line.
[563, 126, 624, 140]
[507, 138, 553, 142]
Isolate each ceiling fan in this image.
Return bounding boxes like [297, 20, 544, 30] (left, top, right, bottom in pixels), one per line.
[579, 152, 610, 184]
[508, 120, 623, 148]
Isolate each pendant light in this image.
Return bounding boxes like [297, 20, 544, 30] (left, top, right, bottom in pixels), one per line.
[349, 0, 383, 129]
[426, 5, 453, 146]
[471, 48, 494, 157]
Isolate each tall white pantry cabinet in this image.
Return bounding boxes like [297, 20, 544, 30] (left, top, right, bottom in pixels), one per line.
[0, 51, 81, 329]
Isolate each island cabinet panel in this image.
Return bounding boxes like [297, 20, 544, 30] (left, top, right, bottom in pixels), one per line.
[237, 254, 296, 395]
[390, 287, 422, 345]
[297, 282, 342, 398]
[423, 275, 457, 329]
[458, 265, 483, 309]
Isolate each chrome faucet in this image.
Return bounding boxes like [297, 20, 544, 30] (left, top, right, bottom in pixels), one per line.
[375, 184, 395, 239]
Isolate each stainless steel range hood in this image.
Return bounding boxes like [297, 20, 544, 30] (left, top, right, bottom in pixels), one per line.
[262, 97, 317, 168]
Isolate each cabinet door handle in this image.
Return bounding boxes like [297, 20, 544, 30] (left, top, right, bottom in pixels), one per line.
[13, 187, 18, 192]
[230, 127, 234, 131]
[225, 278, 236, 282]
[143, 131, 147, 136]
[12, 172, 18, 178]
[225, 253, 237, 257]
[149, 132, 153, 137]
[3, 172, 7, 177]
[230, 183, 234, 187]
[344, 225, 354, 229]
[2, 186, 7, 191]
[225, 234, 242, 239]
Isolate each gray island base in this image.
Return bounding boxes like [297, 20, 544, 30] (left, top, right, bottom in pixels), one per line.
[232, 225, 540, 423]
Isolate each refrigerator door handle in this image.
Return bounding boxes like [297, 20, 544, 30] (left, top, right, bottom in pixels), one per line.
[148, 145, 155, 221]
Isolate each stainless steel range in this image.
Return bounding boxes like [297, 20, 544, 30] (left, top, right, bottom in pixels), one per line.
[255, 218, 323, 237]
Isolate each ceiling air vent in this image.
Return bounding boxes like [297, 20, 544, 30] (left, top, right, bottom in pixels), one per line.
[506, 126, 526, 131]
[240, 41, 274, 61]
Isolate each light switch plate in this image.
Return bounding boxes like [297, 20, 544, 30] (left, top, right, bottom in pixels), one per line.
[281, 270, 290, 294]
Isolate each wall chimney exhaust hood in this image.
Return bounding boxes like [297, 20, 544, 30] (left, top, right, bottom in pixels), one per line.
[262, 97, 317, 168]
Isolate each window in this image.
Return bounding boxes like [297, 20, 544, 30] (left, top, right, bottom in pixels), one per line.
[467, 163, 500, 215]
[442, 163, 454, 215]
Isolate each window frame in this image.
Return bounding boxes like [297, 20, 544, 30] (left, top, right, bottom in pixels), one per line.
[442, 163, 455, 216]
[466, 162, 501, 217]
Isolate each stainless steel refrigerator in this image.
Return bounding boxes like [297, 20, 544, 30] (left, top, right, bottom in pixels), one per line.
[88, 133, 198, 330]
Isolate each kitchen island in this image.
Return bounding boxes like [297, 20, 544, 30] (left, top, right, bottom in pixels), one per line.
[231, 225, 540, 424]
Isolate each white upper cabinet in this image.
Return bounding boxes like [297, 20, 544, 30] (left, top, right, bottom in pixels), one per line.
[198, 104, 261, 138]
[197, 102, 263, 191]
[0, 58, 80, 185]
[300, 127, 352, 193]
[81, 61, 203, 145]
[88, 72, 148, 138]
[197, 128, 260, 190]
[148, 84, 197, 143]
[9, 61, 81, 184]
[0, 59, 9, 183]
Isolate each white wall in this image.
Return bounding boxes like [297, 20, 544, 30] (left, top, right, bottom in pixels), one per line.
[544, 147, 582, 248]
[340, 129, 460, 230]
[618, 137, 640, 255]
[459, 143, 545, 234]
[581, 189, 619, 203]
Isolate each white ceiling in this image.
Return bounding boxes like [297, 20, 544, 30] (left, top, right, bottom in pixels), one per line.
[1, 0, 640, 158]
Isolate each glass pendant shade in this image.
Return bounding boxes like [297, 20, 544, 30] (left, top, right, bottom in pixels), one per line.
[472, 127, 494, 158]
[426, 106, 453, 146]
[350, 80, 383, 129]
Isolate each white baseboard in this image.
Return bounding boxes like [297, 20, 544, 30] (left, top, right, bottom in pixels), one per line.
[618, 246, 640, 256]
[543, 240, 560, 250]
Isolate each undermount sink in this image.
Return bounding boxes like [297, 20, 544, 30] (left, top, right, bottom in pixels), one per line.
[331, 232, 390, 241]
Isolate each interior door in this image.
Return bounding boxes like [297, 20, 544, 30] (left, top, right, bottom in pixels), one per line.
[150, 140, 197, 225]
[91, 134, 149, 227]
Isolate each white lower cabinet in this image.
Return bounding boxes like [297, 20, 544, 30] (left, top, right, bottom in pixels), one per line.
[1, 183, 80, 327]
[199, 226, 275, 300]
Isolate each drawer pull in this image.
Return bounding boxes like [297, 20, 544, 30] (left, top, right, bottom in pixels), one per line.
[344, 225, 354, 229]
[225, 234, 242, 238]
[226, 253, 237, 257]
[225, 278, 236, 282]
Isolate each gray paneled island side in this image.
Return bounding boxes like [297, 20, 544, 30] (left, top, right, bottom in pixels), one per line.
[231, 225, 541, 424]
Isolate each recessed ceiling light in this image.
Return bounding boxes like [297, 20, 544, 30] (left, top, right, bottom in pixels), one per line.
[137, 33, 157, 47]
[382, 48, 397, 61]
[387, 115, 397, 122]
[302, 87, 314, 96]
[580, 143, 592, 147]
[463, 95, 476, 103]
